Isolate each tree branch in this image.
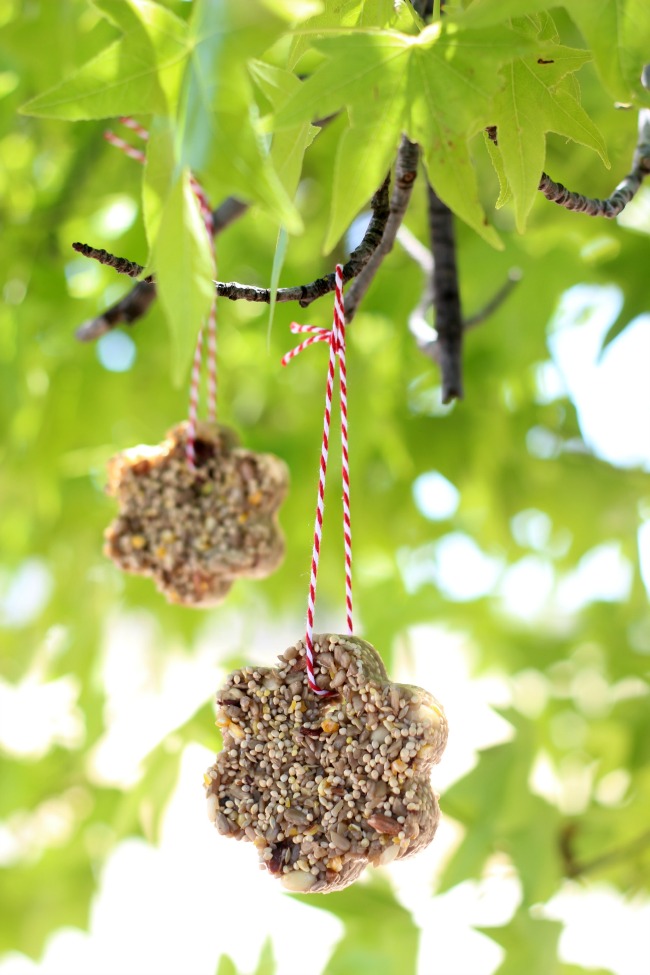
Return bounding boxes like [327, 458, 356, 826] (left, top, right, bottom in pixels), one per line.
[75, 179, 391, 340]
[487, 108, 650, 218]
[426, 185, 464, 403]
[215, 175, 390, 307]
[75, 197, 249, 341]
[73, 242, 147, 279]
[403, 230, 521, 383]
[343, 136, 420, 322]
[560, 823, 650, 879]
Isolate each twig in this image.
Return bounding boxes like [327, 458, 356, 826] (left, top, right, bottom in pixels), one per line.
[487, 109, 650, 218]
[405, 234, 520, 373]
[426, 185, 464, 403]
[215, 176, 390, 307]
[75, 179, 391, 336]
[463, 268, 522, 330]
[72, 242, 148, 279]
[76, 281, 158, 341]
[76, 197, 249, 341]
[560, 825, 650, 879]
[343, 137, 420, 322]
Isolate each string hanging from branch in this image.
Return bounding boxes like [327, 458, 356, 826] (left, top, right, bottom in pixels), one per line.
[282, 264, 353, 695]
[105, 118, 218, 469]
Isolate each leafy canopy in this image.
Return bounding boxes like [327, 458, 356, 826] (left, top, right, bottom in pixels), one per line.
[22, 0, 647, 379]
[3, 1, 650, 973]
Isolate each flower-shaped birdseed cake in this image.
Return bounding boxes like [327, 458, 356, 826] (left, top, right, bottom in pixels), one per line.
[104, 421, 288, 607]
[205, 633, 448, 893]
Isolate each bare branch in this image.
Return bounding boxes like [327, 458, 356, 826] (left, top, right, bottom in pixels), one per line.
[72, 242, 148, 279]
[76, 281, 157, 341]
[343, 137, 420, 322]
[216, 175, 390, 308]
[404, 226, 520, 380]
[75, 179, 391, 339]
[487, 109, 650, 218]
[76, 196, 249, 342]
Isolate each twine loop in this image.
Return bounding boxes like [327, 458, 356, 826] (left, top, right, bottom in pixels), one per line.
[282, 265, 353, 695]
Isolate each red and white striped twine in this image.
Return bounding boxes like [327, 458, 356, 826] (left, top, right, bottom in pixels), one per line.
[282, 265, 353, 695]
[105, 117, 217, 470]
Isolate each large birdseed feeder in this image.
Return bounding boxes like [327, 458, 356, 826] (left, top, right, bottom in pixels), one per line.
[205, 633, 448, 893]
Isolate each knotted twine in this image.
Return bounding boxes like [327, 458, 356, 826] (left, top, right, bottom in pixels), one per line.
[282, 265, 353, 695]
[104, 117, 217, 469]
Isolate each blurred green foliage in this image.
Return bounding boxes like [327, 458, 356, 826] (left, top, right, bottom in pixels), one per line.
[1, 1, 649, 972]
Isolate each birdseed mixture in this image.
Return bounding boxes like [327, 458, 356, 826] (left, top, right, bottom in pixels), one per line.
[104, 421, 288, 607]
[205, 633, 448, 893]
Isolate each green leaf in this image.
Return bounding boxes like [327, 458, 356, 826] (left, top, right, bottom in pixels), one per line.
[323, 102, 402, 253]
[458, 0, 650, 103]
[142, 117, 177, 246]
[215, 955, 238, 975]
[272, 24, 532, 245]
[272, 31, 412, 132]
[252, 937, 276, 975]
[288, 0, 397, 69]
[21, 0, 189, 119]
[439, 712, 562, 903]
[178, 0, 302, 231]
[267, 226, 289, 342]
[152, 168, 215, 387]
[493, 51, 609, 231]
[406, 23, 528, 247]
[249, 60, 318, 196]
[294, 877, 419, 975]
[478, 910, 563, 975]
[249, 62, 317, 328]
[484, 130, 512, 208]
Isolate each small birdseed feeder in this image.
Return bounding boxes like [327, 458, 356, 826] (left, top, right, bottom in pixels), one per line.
[205, 634, 448, 893]
[104, 421, 288, 607]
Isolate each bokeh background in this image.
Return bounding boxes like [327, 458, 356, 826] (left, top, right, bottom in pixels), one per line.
[1, 3, 649, 973]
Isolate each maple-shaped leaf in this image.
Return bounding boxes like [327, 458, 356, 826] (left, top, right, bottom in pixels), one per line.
[288, 0, 397, 69]
[439, 709, 563, 904]
[272, 24, 534, 247]
[21, 0, 189, 119]
[406, 22, 537, 248]
[478, 910, 564, 975]
[23, 0, 304, 233]
[459, 0, 650, 104]
[271, 30, 414, 241]
[492, 50, 609, 231]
